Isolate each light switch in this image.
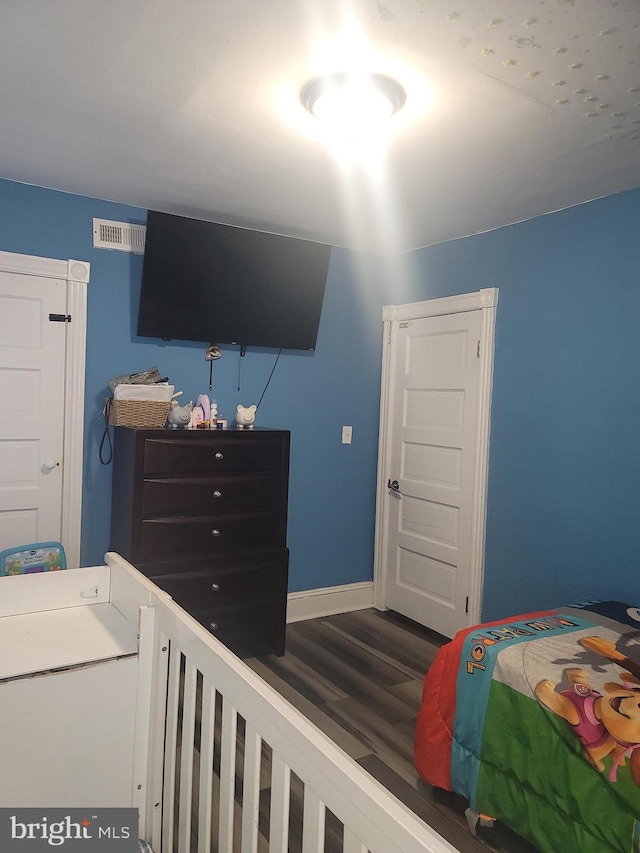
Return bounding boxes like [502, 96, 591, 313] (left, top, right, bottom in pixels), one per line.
[342, 425, 352, 444]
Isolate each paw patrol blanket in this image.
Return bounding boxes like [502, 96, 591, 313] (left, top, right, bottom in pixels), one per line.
[414, 603, 640, 853]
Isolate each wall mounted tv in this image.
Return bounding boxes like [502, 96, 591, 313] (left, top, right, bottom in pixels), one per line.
[137, 211, 332, 352]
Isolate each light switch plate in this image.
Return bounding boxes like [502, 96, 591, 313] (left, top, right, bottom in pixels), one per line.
[342, 425, 352, 444]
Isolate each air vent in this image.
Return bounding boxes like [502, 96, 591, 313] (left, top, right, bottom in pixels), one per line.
[92, 218, 146, 254]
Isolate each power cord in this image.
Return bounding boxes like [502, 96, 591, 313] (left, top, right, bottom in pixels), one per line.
[99, 399, 113, 465]
[257, 349, 282, 409]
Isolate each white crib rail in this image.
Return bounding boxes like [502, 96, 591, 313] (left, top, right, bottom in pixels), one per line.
[140, 595, 458, 853]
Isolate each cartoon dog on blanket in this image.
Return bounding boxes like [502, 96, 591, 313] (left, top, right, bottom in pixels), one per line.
[536, 636, 640, 785]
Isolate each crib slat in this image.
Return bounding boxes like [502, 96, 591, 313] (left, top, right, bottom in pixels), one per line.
[240, 721, 261, 853]
[177, 660, 198, 853]
[148, 629, 170, 852]
[268, 754, 291, 853]
[198, 678, 216, 853]
[218, 698, 237, 853]
[162, 644, 182, 853]
[301, 788, 325, 853]
[132, 605, 156, 837]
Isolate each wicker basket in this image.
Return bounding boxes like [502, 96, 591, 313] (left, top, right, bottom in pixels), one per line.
[108, 398, 172, 428]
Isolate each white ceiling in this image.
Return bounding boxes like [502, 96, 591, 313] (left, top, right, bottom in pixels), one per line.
[1, 0, 639, 254]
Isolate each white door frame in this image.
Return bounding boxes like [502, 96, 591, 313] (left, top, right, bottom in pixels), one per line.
[373, 288, 498, 627]
[0, 250, 89, 567]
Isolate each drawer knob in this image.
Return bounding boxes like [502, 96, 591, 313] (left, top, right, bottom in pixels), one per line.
[211, 528, 221, 537]
[210, 622, 218, 631]
[214, 451, 224, 460]
[213, 490, 222, 498]
[211, 582, 221, 591]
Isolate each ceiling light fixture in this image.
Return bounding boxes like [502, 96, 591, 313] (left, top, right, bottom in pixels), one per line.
[301, 72, 406, 126]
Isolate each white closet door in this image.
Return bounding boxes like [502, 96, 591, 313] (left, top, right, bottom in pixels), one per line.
[0, 270, 67, 550]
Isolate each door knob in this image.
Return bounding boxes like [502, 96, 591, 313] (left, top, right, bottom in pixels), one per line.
[43, 459, 60, 471]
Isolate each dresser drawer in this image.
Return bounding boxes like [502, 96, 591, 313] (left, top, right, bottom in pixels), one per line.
[141, 474, 282, 516]
[151, 564, 277, 605]
[139, 511, 281, 557]
[136, 547, 288, 578]
[189, 600, 279, 653]
[143, 435, 285, 476]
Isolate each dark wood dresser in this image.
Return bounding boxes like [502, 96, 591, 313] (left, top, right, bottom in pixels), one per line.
[109, 426, 290, 657]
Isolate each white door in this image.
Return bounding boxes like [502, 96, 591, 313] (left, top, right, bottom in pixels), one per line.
[376, 290, 497, 639]
[0, 270, 68, 551]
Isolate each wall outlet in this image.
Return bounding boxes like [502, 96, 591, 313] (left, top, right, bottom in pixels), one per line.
[342, 425, 352, 444]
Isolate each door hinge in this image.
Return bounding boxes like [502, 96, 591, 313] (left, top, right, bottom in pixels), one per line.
[465, 596, 469, 614]
[387, 322, 393, 345]
[49, 313, 72, 323]
[476, 340, 480, 358]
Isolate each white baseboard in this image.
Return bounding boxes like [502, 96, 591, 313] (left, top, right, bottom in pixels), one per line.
[286, 582, 375, 623]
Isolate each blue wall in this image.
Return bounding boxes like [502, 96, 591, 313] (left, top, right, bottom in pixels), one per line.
[1, 177, 639, 619]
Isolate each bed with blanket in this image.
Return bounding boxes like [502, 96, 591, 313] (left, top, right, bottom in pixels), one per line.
[414, 602, 640, 853]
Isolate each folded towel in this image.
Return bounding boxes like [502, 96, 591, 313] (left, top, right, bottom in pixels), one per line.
[114, 383, 174, 402]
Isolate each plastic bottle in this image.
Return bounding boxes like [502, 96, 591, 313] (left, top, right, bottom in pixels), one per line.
[210, 399, 218, 428]
[196, 394, 210, 422]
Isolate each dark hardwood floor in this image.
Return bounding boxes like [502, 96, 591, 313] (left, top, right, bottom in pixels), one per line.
[245, 607, 538, 853]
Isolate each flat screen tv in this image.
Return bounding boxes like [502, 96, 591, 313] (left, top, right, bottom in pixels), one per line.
[137, 211, 331, 351]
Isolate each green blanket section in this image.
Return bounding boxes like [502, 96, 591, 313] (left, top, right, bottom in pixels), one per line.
[475, 680, 640, 853]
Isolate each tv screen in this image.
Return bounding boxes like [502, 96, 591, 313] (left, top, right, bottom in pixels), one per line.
[137, 211, 331, 351]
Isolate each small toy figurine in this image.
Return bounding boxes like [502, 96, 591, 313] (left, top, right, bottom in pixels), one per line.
[235, 404, 257, 428]
[166, 401, 193, 429]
